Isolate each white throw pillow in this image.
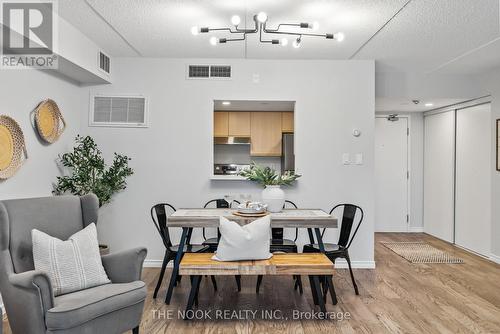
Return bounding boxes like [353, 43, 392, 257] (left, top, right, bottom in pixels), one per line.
[213, 216, 273, 261]
[32, 223, 111, 296]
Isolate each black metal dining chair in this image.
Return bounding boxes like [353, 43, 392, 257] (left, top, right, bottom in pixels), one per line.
[303, 204, 364, 295]
[270, 200, 299, 253]
[201, 198, 242, 291]
[256, 200, 303, 294]
[150, 203, 214, 299]
[202, 199, 240, 251]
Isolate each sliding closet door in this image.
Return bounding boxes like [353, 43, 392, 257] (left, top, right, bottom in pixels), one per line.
[455, 104, 491, 256]
[424, 111, 455, 242]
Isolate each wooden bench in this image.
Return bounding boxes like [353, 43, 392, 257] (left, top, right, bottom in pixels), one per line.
[179, 253, 336, 317]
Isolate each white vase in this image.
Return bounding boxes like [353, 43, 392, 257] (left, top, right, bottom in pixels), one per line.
[262, 185, 285, 213]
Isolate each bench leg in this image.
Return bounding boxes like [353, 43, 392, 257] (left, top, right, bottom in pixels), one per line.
[325, 275, 338, 305]
[235, 275, 241, 292]
[308, 275, 319, 305]
[312, 275, 327, 316]
[184, 275, 201, 319]
[296, 275, 303, 294]
[210, 276, 218, 291]
[256, 275, 263, 293]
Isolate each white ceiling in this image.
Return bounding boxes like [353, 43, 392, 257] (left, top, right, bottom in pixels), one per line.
[58, 0, 500, 75]
[214, 100, 295, 111]
[375, 97, 468, 113]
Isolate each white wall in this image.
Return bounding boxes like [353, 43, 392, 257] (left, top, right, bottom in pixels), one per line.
[83, 58, 376, 267]
[476, 67, 500, 261]
[0, 70, 86, 199]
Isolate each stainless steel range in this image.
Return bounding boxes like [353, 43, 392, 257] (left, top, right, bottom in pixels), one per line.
[214, 163, 250, 175]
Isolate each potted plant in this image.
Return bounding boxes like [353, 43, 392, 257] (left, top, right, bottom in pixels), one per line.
[239, 162, 301, 212]
[53, 135, 134, 254]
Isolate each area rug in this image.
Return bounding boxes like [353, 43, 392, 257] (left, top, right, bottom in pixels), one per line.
[381, 242, 464, 264]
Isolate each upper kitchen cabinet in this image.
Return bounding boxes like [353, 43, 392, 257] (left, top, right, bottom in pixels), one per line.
[228, 112, 250, 136]
[282, 112, 294, 132]
[214, 111, 229, 137]
[250, 112, 282, 156]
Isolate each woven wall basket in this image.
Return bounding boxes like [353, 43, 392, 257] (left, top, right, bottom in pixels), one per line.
[0, 115, 28, 179]
[33, 99, 66, 144]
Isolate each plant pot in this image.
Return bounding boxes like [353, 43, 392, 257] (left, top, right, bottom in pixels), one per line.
[262, 185, 285, 213]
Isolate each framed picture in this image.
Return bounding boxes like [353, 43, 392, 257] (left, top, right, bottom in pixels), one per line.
[497, 119, 500, 171]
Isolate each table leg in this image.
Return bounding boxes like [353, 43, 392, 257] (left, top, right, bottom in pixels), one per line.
[314, 228, 325, 253]
[314, 228, 338, 305]
[308, 275, 319, 305]
[165, 227, 188, 304]
[307, 228, 315, 244]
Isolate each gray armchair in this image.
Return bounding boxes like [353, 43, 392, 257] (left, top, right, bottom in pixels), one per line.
[0, 194, 147, 334]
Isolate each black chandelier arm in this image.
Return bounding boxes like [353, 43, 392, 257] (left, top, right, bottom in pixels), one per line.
[264, 22, 305, 33]
[220, 34, 247, 43]
[259, 28, 279, 44]
[206, 27, 239, 34]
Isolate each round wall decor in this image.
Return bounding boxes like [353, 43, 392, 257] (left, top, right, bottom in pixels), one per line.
[0, 115, 28, 179]
[34, 99, 66, 143]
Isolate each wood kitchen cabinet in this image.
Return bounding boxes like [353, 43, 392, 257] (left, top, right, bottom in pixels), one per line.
[282, 112, 294, 132]
[228, 112, 250, 136]
[213, 111, 228, 137]
[250, 112, 282, 156]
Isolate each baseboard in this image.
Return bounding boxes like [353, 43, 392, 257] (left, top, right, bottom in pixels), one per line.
[334, 260, 376, 269]
[143, 260, 166, 268]
[408, 227, 424, 232]
[143, 259, 376, 269]
[490, 253, 500, 264]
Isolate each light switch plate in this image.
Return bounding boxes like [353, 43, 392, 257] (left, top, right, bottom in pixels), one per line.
[342, 153, 351, 165]
[354, 153, 363, 165]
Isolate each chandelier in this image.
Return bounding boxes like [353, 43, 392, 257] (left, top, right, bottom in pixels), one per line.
[191, 12, 344, 48]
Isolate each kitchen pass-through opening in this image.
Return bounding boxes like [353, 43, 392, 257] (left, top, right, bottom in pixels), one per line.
[213, 100, 295, 178]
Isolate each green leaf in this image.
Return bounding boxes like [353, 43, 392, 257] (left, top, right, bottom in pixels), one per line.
[53, 135, 134, 207]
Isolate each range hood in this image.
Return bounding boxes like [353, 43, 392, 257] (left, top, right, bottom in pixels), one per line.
[214, 137, 251, 145]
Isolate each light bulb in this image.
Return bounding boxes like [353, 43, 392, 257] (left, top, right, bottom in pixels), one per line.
[257, 12, 268, 23]
[191, 26, 199, 36]
[292, 38, 301, 48]
[425, 103, 434, 107]
[311, 21, 319, 31]
[280, 38, 288, 46]
[209, 36, 217, 46]
[231, 15, 241, 26]
[334, 32, 345, 42]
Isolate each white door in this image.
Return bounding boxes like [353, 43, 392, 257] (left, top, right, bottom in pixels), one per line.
[455, 104, 491, 257]
[424, 111, 455, 243]
[375, 116, 409, 232]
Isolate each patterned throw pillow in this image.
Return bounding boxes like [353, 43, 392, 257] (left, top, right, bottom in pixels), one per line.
[32, 223, 110, 296]
[213, 215, 273, 261]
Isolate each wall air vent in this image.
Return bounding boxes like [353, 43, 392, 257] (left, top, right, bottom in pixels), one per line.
[210, 65, 231, 78]
[187, 64, 232, 79]
[188, 65, 210, 78]
[98, 51, 110, 74]
[90, 95, 148, 128]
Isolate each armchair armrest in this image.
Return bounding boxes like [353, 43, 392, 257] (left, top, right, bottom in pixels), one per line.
[9, 270, 54, 312]
[101, 247, 147, 283]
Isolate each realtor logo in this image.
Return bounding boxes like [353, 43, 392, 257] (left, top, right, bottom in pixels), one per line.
[1, 0, 58, 69]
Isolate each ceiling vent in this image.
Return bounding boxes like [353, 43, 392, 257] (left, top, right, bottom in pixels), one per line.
[90, 95, 148, 128]
[98, 51, 110, 74]
[187, 64, 231, 79]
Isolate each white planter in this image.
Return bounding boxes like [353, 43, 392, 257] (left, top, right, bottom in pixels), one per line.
[262, 185, 285, 213]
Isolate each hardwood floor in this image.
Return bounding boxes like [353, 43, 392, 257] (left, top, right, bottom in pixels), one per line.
[3, 233, 500, 333]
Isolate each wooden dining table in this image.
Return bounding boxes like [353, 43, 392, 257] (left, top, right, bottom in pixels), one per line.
[164, 208, 338, 304]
